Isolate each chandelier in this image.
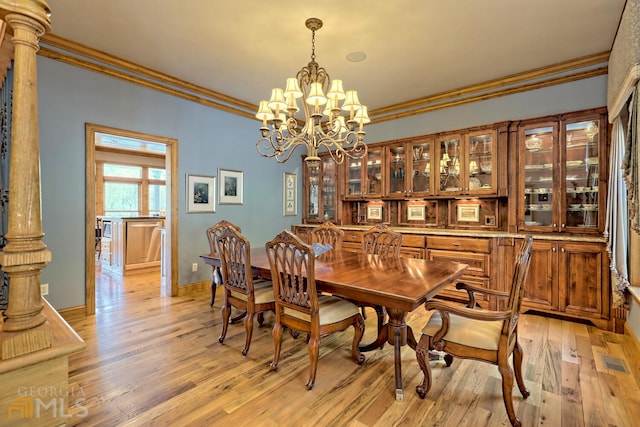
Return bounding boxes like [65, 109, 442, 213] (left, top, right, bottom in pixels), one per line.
[255, 18, 369, 168]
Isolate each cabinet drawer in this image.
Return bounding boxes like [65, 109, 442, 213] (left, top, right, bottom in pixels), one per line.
[427, 236, 491, 254]
[427, 249, 490, 277]
[400, 234, 425, 248]
[343, 231, 364, 243]
[101, 240, 111, 253]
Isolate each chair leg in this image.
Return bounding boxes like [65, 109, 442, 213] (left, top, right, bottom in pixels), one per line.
[414, 335, 433, 399]
[242, 311, 254, 356]
[219, 297, 231, 343]
[513, 341, 530, 398]
[351, 315, 365, 365]
[270, 321, 284, 371]
[306, 334, 320, 390]
[498, 357, 521, 427]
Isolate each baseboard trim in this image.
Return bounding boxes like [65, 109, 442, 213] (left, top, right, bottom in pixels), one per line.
[57, 305, 87, 322]
[177, 281, 209, 296]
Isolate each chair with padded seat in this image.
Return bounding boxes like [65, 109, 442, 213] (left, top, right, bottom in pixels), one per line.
[310, 221, 344, 252]
[360, 224, 402, 339]
[216, 226, 275, 356]
[265, 230, 365, 390]
[206, 220, 242, 307]
[415, 235, 533, 427]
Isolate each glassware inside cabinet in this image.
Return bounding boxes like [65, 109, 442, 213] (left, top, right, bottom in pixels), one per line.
[410, 140, 432, 194]
[564, 120, 600, 228]
[468, 133, 493, 191]
[438, 137, 461, 192]
[347, 158, 362, 196]
[523, 126, 554, 227]
[365, 148, 383, 196]
[321, 157, 336, 221]
[388, 146, 406, 195]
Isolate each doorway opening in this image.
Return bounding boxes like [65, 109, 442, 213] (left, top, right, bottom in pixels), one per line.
[85, 123, 178, 315]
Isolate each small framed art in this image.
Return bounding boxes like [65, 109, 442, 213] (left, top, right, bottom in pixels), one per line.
[407, 205, 426, 221]
[367, 205, 383, 220]
[218, 168, 243, 205]
[186, 174, 215, 213]
[283, 172, 297, 216]
[457, 204, 480, 222]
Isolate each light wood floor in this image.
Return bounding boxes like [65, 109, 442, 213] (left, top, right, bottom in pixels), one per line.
[64, 267, 640, 426]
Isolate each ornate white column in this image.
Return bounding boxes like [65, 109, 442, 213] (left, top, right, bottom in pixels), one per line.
[0, 0, 52, 358]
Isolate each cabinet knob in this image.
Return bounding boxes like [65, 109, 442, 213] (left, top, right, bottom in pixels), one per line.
[553, 223, 557, 228]
[561, 223, 566, 228]
[561, 247, 565, 253]
[552, 247, 556, 252]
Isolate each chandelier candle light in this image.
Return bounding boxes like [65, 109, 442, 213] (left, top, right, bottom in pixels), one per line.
[256, 18, 369, 169]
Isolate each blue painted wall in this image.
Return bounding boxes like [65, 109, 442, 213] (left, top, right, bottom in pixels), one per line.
[36, 55, 607, 310]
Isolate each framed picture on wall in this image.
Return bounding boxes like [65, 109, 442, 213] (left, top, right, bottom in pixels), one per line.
[218, 168, 243, 205]
[283, 172, 297, 216]
[457, 204, 480, 222]
[186, 174, 215, 213]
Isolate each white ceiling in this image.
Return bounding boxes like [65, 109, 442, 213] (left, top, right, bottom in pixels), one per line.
[47, 1, 626, 113]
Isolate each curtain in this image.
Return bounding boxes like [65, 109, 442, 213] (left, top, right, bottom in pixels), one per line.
[622, 86, 639, 234]
[606, 116, 630, 305]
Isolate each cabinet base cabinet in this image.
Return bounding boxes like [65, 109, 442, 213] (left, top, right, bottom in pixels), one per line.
[522, 240, 610, 330]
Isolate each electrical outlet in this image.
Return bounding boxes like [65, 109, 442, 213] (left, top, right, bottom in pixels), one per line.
[41, 283, 49, 296]
[192, 263, 198, 272]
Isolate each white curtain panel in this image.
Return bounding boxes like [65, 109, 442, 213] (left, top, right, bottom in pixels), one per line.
[606, 115, 630, 305]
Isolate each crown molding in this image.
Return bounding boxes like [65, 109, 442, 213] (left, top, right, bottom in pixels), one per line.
[38, 33, 609, 124]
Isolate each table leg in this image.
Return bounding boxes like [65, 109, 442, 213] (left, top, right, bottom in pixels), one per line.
[359, 324, 388, 352]
[394, 327, 403, 401]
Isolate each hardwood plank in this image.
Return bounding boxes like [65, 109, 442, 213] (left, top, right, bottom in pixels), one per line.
[62, 269, 640, 426]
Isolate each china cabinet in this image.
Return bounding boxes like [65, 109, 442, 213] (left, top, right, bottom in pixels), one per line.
[435, 129, 498, 195]
[518, 111, 607, 233]
[344, 146, 383, 199]
[386, 137, 435, 198]
[303, 154, 340, 223]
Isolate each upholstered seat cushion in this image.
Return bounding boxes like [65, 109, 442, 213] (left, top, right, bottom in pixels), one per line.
[285, 295, 360, 325]
[422, 311, 503, 351]
[230, 281, 275, 304]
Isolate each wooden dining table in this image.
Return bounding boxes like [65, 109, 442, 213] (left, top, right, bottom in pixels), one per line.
[201, 247, 467, 400]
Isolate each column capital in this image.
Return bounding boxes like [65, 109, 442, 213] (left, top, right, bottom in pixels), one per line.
[0, 0, 51, 33]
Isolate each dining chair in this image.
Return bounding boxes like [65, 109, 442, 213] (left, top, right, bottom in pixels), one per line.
[217, 226, 275, 356]
[265, 230, 365, 390]
[310, 221, 344, 251]
[206, 220, 242, 307]
[415, 235, 533, 427]
[362, 224, 402, 257]
[361, 224, 403, 339]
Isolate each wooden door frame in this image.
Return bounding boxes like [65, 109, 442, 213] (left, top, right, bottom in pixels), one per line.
[85, 123, 179, 315]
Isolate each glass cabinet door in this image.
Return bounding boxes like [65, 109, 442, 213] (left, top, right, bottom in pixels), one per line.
[563, 118, 601, 231]
[321, 156, 337, 221]
[467, 130, 496, 194]
[346, 158, 363, 197]
[409, 137, 433, 196]
[307, 165, 321, 220]
[387, 144, 406, 197]
[521, 124, 557, 229]
[365, 148, 383, 197]
[437, 134, 463, 193]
